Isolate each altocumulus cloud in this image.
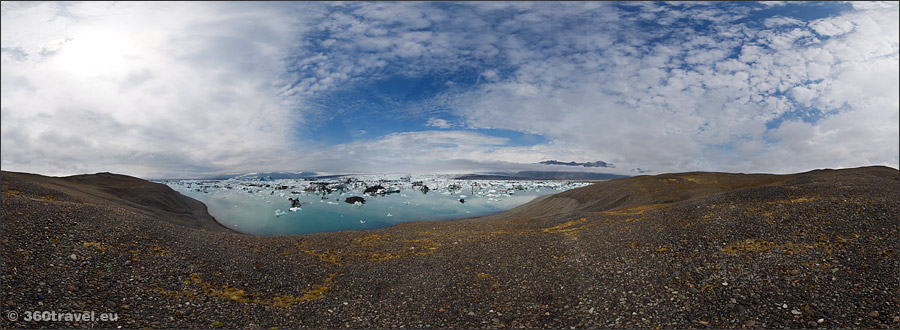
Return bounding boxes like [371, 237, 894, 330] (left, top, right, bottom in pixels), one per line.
[283, 2, 898, 175]
[2, 2, 898, 178]
[449, 2, 899, 174]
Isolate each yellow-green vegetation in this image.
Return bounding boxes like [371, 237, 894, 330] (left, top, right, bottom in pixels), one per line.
[540, 218, 594, 240]
[720, 234, 858, 256]
[624, 216, 647, 222]
[366, 238, 441, 261]
[291, 241, 343, 264]
[283, 234, 446, 264]
[82, 241, 110, 251]
[601, 204, 669, 216]
[176, 272, 338, 308]
[148, 245, 170, 256]
[743, 195, 821, 224]
[541, 218, 588, 233]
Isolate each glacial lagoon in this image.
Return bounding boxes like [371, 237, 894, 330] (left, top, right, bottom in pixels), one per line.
[164, 176, 588, 235]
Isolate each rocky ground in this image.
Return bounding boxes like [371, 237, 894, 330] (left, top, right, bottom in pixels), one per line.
[1, 167, 898, 329]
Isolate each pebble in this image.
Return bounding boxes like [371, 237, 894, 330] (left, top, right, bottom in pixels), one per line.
[69, 253, 77, 260]
[792, 309, 802, 315]
[745, 320, 756, 327]
[868, 311, 879, 317]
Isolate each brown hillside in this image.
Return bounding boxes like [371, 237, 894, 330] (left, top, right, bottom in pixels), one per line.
[1, 171, 230, 233]
[2, 166, 897, 329]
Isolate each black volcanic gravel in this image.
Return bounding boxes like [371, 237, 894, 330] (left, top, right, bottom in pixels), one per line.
[1, 167, 898, 329]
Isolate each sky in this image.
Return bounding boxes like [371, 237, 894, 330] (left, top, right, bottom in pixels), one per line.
[2, 1, 898, 179]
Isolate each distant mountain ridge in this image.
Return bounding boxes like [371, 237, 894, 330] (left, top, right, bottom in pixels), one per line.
[538, 160, 615, 168]
[455, 171, 628, 181]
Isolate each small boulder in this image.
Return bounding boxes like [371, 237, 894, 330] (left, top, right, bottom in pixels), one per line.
[344, 196, 366, 205]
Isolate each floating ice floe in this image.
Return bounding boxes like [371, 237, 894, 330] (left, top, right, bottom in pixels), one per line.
[386, 213, 393, 217]
[274, 209, 287, 217]
[289, 207, 302, 212]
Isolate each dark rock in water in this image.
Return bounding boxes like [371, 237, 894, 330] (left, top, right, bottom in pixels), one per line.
[417, 185, 430, 194]
[344, 196, 366, 204]
[364, 185, 386, 195]
[289, 197, 301, 208]
[459, 198, 465, 204]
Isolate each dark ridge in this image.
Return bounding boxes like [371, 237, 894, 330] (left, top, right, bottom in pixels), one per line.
[500, 165, 898, 219]
[1, 170, 231, 232]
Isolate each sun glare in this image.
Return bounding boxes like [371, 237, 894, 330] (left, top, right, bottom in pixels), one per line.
[54, 31, 136, 77]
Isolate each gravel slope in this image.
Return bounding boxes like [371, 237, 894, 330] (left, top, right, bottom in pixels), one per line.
[1, 167, 897, 329]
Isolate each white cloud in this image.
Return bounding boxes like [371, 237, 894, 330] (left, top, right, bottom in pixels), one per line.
[297, 130, 511, 174]
[810, 16, 855, 37]
[1, 2, 316, 178]
[764, 16, 803, 28]
[426, 118, 452, 129]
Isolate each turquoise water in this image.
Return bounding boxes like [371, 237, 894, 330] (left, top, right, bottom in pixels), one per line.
[165, 177, 586, 236]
